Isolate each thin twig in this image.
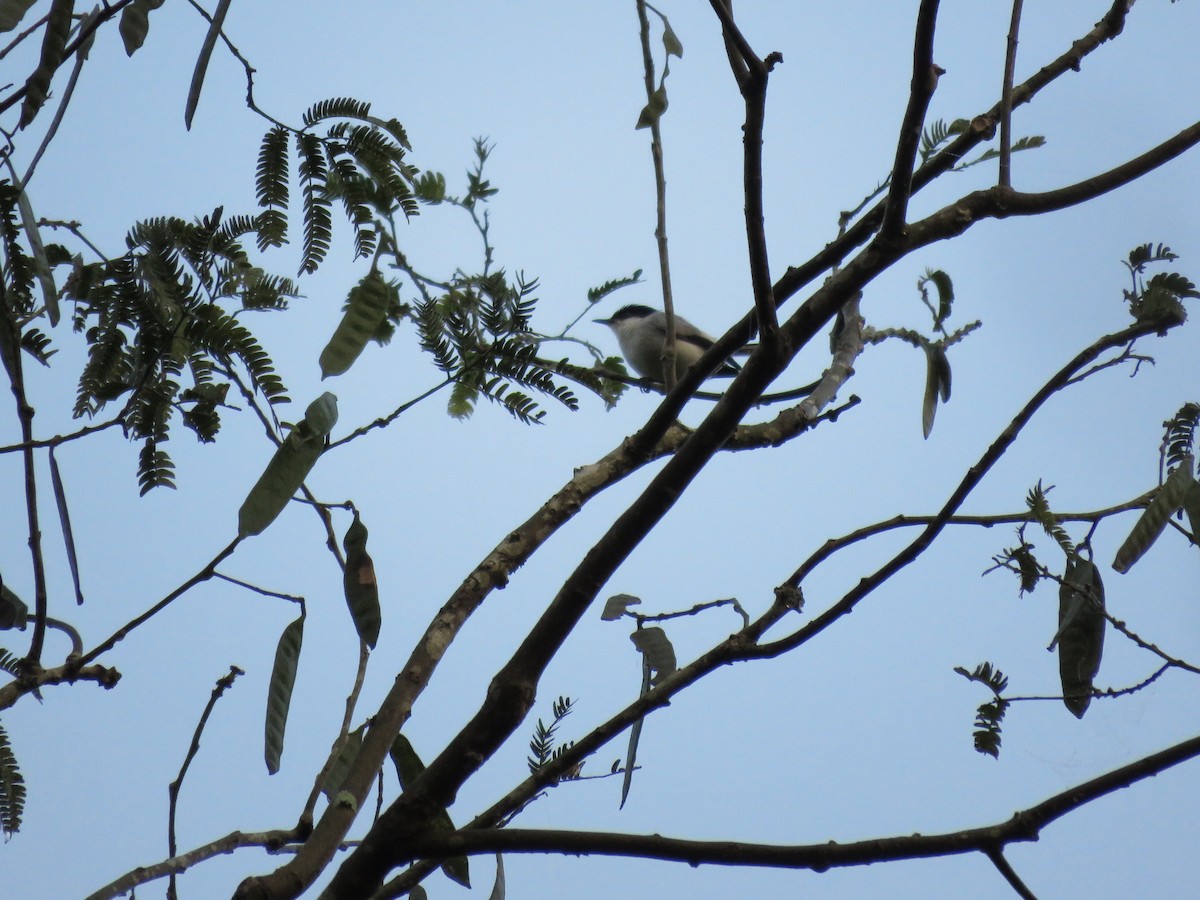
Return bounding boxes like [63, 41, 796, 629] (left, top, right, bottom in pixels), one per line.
[167, 666, 245, 900]
[212, 572, 304, 604]
[985, 846, 1038, 899]
[0, 0, 139, 118]
[998, 0, 1025, 188]
[22, 5, 100, 185]
[635, 0, 680, 389]
[77, 538, 242, 666]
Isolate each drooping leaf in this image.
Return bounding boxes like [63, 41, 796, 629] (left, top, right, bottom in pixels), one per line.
[0, 0, 38, 32]
[388, 735, 470, 888]
[320, 723, 365, 799]
[635, 85, 668, 130]
[1112, 461, 1195, 573]
[921, 345, 950, 439]
[341, 512, 381, 648]
[19, 0, 74, 129]
[923, 268, 954, 328]
[661, 18, 683, 58]
[1056, 558, 1105, 718]
[953, 663, 1010, 757]
[601, 593, 641, 621]
[264, 611, 304, 774]
[183, 0, 232, 129]
[0, 721, 25, 837]
[1183, 482, 1200, 551]
[0, 580, 27, 630]
[630, 626, 676, 683]
[118, 0, 166, 56]
[489, 853, 506, 900]
[296, 132, 333, 274]
[48, 447, 83, 605]
[971, 697, 1009, 758]
[16, 190, 58, 326]
[237, 393, 338, 536]
[620, 655, 651, 809]
[319, 270, 392, 378]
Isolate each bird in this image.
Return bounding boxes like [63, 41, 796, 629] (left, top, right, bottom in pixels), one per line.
[594, 304, 740, 383]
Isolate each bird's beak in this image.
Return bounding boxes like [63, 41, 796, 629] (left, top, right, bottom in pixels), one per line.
[592, 317, 610, 325]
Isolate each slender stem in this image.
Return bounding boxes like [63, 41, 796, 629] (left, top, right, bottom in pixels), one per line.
[635, 0, 679, 389]
[999, 0, 1025, 188]
[167, 666, 245, 900]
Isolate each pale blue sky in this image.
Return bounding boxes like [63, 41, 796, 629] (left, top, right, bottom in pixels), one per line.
[3, 3, 1200, 898]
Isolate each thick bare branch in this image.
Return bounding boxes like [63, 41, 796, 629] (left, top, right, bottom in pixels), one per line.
[385, 727, 1200, 871]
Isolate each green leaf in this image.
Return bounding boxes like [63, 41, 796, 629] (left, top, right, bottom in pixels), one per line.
[601, 593, 641, 621]
[621, 654, 652, 809]
[630, 626, 676, 683]
[319, 270, 392, 378]
[635, 85, 668, 130]
[183, 0, 232, 129]
[320, 724, 365, 799]
[388, 735, 470, 888]
[264, 611, 304, 774]
[1056, 559, 1105, 718]
[237, 394, 337, 536]
[303, 390, 339, 437]
[587, 269, 643, 305]
[0, 0, 37, 32]
[20, 0, 74, 129]
[48, 447, 83, 605]
[662, 19, 683, 58]
[16, 190, 58, 326]
[921, 345, 950, 439]
[118, 0, 166, 56]
[489, 853, 506, 900]
[1183, 481, 1200, 551]
[296, 132, 333, 274]
[0, 720, 25, 837]
[1112, 460, 1195, 573]
[342, 512, 381, 648]
[0, 580, 27, 630]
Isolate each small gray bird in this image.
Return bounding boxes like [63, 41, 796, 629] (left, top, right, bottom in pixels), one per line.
[594, 304, 739, 382]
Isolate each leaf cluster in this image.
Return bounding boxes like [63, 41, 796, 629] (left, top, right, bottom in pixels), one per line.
[416, 272, 589, 424]
[256, 98, 419, 274]
[0, 718, 24, 837]
[527, 696, 578, 778]
[1122, 243, 1198, 332]
[60, 205, 296, 493]
[953, 662, 1009, 758]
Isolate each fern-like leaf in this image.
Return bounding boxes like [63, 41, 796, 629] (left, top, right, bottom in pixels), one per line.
[296, 132, 332, 275]
[527, 696, 575, 774]
[137, 438, 176, 495]
[1026, 481, 1075, 558]
[302, 96, 372, 127]
[0, 720, 25, 837]
[953, 662, 1010, 757]
[587, 269, 644, 305]
[1163, 403, 1200, 473]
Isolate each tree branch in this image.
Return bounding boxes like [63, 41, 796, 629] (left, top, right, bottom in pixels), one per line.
[635, 0, 680, 389]
[167, 666, 244, 900]
[878, 0, 943, 240]
[998, 0, 1025, 188]
[383, 728, 1200, 874]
